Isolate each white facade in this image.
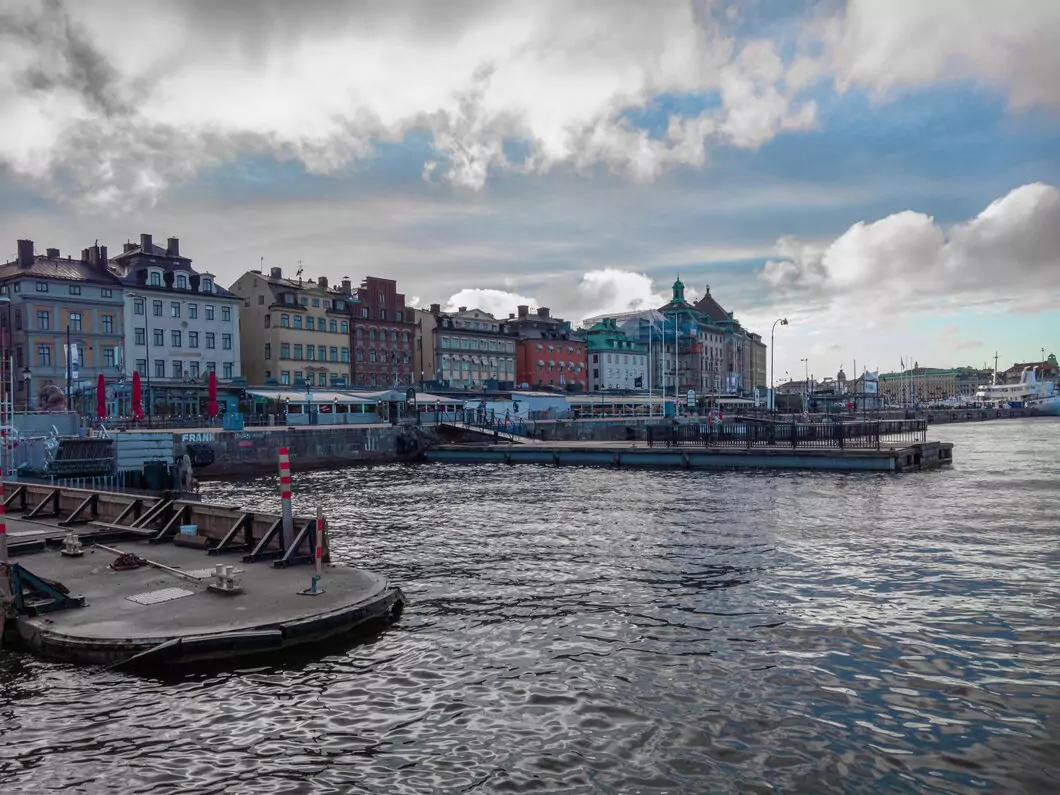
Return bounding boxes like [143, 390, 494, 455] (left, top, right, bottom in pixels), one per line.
[123, 273, 242, 384]
[588, 350, 647, 391]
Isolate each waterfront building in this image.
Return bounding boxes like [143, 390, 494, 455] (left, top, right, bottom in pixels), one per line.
[412, 308, 438, 387]
[0, 240, 124, 412]
[955, 367, 995, 398]
[878, 367, 960, 404]
[111, 234, 242, 415]
[583, 318, 647, 391]
[693, 286, 756, 396]
[349, 277, 416, 389]
[1002, 355, 1057, 384]
[229, 267, 351, 388]
[419, 304, 515, 389]
[507, 306, 587, 391]
[748, 332, 767, 392]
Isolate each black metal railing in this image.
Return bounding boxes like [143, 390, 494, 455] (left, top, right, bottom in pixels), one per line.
[646, 419, 927, 450]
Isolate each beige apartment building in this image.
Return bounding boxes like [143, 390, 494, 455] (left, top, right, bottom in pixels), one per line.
[229, 266, 352, 387]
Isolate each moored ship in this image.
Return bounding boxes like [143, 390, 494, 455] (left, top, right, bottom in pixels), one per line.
[976, 366, 1060, 415]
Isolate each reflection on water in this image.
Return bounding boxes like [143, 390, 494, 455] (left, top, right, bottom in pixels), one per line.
[1, 419, 1058, 793]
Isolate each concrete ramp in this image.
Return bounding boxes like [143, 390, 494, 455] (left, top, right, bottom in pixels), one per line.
[438, 422, 540, 444]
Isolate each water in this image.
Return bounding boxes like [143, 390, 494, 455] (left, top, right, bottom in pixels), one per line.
[2, 419, 1058, 793]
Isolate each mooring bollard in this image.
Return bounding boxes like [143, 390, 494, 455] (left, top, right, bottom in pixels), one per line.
[300, 506, 326, 596]
[278, 447, 294, 550]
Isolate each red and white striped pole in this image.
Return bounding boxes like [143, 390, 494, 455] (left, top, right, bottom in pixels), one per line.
[312, 505, 324, 593]
[278, 447, 293, 550]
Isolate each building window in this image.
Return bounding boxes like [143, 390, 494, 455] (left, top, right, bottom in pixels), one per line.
[205, 332, 215, 349]
[318, 345, 326, 361]
[293, 316, 302, 330]
[258, 295, 265, 305]
[341, 321, 349, 334]
[356, 348, 364, 362]
[329, 319, 337, 333]
[134, 299, 145, 315]
[312, 298, 320, 307]
[101, 289, 112, 298]
[136, 359, 147, 376]
[281, 343, 290, 358]
[369, 349, 376, 363]
[188, 303, 198, 319]
[264, 315, 271, 328]
[223, 362, 234, 379]
[172, 360, 183, 379]
[104, 347, 116, 368]
[281, 314, 290, 327]
[171, 330, 182, 347]
[202, 278, 213, 293]
[176, 274, 187, 289]
[281, 370, 290, 385]
[37, 344, 51, 366]
[102, 314, 114, 334]
[222, 334, 232, 350]
[206, 361, 216, 373]
[135, 328, 145, 346]
[69, 285, 81, 296]
[306, 317, 314, 331]
[171, 302, 180, 318]
[294, 344, 303, 360]
[69, 312, 82, 331]
[341, 347, 349, 363]
[222, 306, 231, 322]
[265, 343, 271, 359]
[205, 305, 214, 321]
[153, 300, 163, 316]
[35, 282, 48, 292]
[155, 359, 165, 378]
[36, 310, 50, 330]
[153, 329, 164, 346]
[150, 272, 162, 286]
[189, 331, 199, 348]
[330, 346, 338, 362]
[300, 296, 308, 306]
[190, 361, 200, 378]
[307, 346, 315, 361]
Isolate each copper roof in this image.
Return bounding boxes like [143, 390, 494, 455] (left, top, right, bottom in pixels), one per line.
[0, 256, 122, 285]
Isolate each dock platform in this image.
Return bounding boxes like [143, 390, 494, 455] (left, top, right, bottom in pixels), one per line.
[425, 439, 954, 472]
[2, 483, 404, 668]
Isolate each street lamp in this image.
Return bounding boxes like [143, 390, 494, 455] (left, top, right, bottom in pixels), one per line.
[769, 317, 788, 414]
[801, 357, 809, 414]
[21, 366, 31, 412]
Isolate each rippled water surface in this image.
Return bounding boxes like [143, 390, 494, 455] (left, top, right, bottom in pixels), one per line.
[2, 419, 1059, 793]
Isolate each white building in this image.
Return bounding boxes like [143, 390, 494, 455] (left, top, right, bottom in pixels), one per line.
[111, 234, 242, 415]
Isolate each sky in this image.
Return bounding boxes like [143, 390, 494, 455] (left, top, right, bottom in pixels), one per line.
[0, 0, 1058, 382]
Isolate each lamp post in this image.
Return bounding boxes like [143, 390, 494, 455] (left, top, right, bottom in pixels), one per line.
[801, 357, 809, 414]
[769, 317, 788, 415]
[21, 366, 31, 412]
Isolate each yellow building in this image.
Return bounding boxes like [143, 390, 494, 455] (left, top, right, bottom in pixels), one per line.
[878, 368, 958, 404]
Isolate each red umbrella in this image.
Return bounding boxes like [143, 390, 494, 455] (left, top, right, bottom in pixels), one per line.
[206, 369, 219, 418]
[131, 370, 144, 420]
[96, 373, 107, 420]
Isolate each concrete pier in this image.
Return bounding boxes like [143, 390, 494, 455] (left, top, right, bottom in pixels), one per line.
[2, 484, 405, 668]
[426, 440, 954, 472]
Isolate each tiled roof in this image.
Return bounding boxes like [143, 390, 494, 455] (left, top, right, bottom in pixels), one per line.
[692, 290, 731, 323]
[0, 256, 122, 285]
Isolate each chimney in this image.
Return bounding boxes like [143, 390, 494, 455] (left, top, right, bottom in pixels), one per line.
[458, 306, 467, 313]
[508, 313, 515, 319]
[46, 247, 59, 259]
[270, 266, 282, 279]
[318, 276, 328, 289]
[17, 239, 34, 268]
[537, 307, 550, 318]
[81, 248, 90, 263]
[517, 305, 529, 318]
[430, 303, 440, 314]
[89, 244, 100, 266]
[190, 273, 201, 292]
[99, 245, 107, 266]
[123, 242, 135, 253]
[166, 237, 179, 256]
[140, 233, 152, 252]
[341, 278, 352, 293]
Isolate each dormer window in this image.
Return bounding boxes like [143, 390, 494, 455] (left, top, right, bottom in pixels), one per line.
[149, 270, 162, 286]
[284, 293, 293, 304]
[202, 278, 213, 293]
[176, 274, 187, 289]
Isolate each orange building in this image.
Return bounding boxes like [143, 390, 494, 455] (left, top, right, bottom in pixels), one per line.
[508, 306, 587, 390]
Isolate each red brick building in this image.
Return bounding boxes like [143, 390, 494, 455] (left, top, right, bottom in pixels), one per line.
[507, 306, 587, 390]
[350, 276, 416, 388]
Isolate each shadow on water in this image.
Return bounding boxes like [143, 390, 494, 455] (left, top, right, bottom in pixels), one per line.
[0, 419, 1057, 794]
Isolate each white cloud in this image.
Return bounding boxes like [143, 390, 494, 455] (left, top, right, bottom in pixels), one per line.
[759, 182, 1060, 316]
[443, 288, 537, 319]
[823, 0, 1060, 108]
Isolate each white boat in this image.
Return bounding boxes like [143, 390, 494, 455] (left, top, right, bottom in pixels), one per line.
[976, 366, 1060, 415]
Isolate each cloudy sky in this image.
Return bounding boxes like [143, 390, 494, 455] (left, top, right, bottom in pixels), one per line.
[1, 0, 1058, 381]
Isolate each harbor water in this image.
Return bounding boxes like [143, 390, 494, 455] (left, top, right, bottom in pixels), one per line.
[1, 419, 1058, 793]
